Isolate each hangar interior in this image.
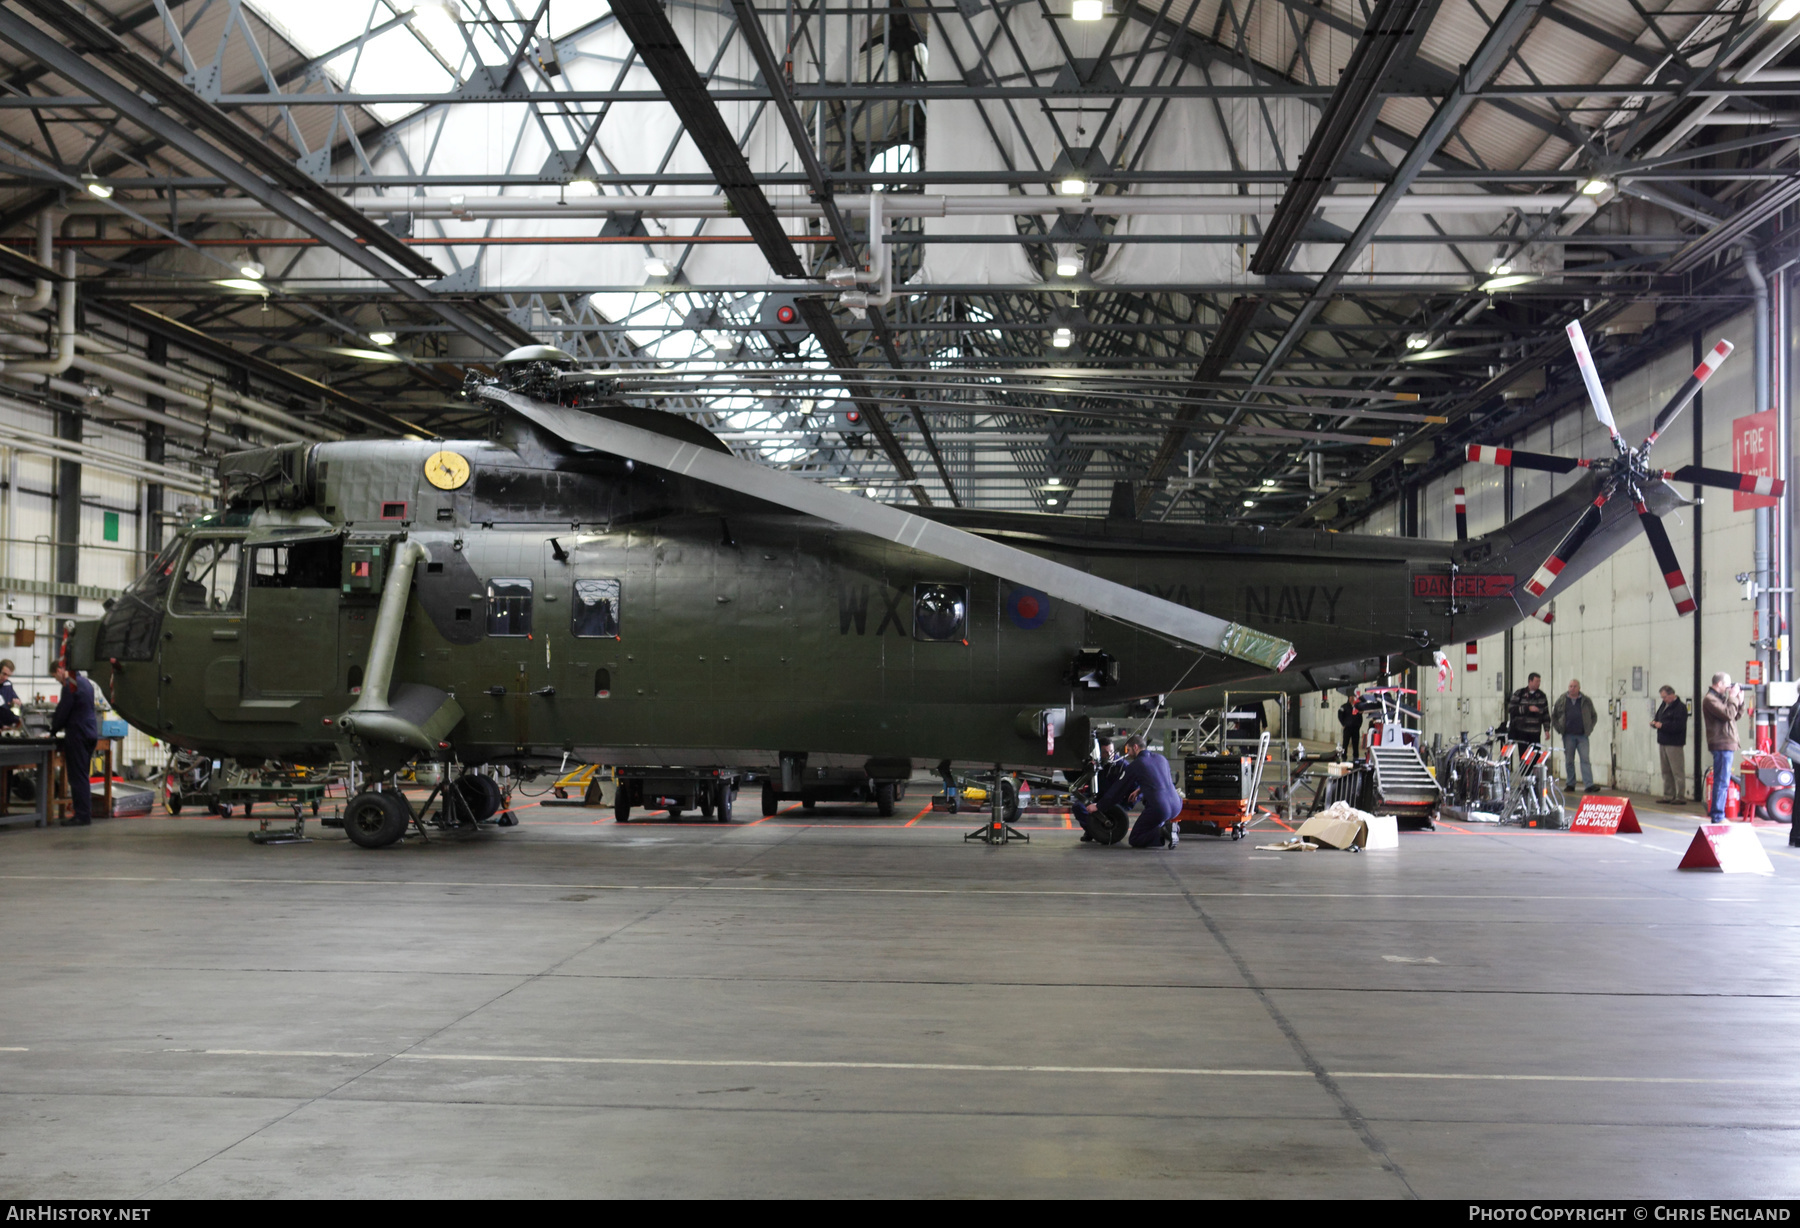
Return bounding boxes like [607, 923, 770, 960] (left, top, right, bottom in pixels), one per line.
[2, 0, 1799, 1201]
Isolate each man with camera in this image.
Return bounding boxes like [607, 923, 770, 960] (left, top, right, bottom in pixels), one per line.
[1702, 672, 1747, 822]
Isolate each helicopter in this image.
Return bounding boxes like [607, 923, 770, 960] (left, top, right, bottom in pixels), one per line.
[69, 330, 1775, 849]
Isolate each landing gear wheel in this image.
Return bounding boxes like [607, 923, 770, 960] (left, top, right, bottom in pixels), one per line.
[699, 791, 715, 819]
[762, 781, 778, 817]
[343, 790, 410, 849]
[452, 774, 502, 822]
[875, 781, 896, 817]
[998, 777, 1020, 825]
[1091, 805, 1129, 846]
[615, 787, 631, 823]
[213, 802, 231, 818]
[714, 782, 734, 823]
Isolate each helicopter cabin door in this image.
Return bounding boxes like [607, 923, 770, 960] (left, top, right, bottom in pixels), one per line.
[243, 531, 342, 700]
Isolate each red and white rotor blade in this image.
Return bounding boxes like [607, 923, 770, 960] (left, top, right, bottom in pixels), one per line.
[1643, 339, 1732, 451]
[1566, 321, 1620, 443]
[1466, 445, 1589, 474]
[1663, 464, 1786, 498]
[1522, 491, 1610, 598]
[1635, 500, 1696, 616]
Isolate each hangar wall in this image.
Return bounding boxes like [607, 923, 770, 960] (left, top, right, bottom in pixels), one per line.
[1297, 309, 1767, 798]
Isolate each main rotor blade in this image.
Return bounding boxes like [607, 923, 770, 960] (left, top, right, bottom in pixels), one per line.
[1634, 499, 1696, 616]
[1566, 321, 1621, 444]
[1663, 464, 1785, 498]
[489, 390, 1297, 672]
[1642, 339, 1732, 452]
[1522, 491, 1611, 598]
[1467, 444, 1590, 475]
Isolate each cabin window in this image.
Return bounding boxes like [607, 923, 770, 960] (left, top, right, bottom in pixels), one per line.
[171, 537, 246, 616]
[913, 583, 967, 642]
[571, 578, 621, 638]
[250, 538, 342, 589]
[486, 578, 533, 637]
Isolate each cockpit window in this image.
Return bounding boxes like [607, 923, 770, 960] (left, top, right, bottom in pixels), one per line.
[171, 537, 246, 615]
[126, 539, 183, 604]
[486, 578, 533, 637]
[571, 578, 621, 638]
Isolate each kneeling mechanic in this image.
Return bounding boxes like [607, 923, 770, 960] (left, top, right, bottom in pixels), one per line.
[1070, 732, 1181, 848]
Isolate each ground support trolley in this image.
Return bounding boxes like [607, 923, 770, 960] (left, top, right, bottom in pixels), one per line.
[615, 766, 742, 823]
[217, 781, 329, 845]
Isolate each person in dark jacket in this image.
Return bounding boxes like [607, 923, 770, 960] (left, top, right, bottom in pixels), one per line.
[1652, 686, 1689, 804]
[1507, 673, 1549, 745]
[0, 658, 20, 731]
[1071, 732, 1183, 849]
[1337, 692, 1363, 759]
[1080, 737, 1128, 844]
[50, 661, 98, 826]
[1702, 672, 1747, 821]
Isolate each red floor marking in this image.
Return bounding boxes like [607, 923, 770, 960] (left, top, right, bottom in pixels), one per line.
[904, 804, 932, 827]
[1438, 820, 1475, 834]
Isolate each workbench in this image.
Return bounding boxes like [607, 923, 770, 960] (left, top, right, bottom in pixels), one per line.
[0, 736, 54, 829]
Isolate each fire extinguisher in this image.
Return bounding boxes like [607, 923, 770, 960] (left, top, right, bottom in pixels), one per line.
[1727, 779, 1741, 821]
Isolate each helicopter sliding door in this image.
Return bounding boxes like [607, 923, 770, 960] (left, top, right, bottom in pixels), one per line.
[244, 535, 342, 698]
[159, 534, 246, 731]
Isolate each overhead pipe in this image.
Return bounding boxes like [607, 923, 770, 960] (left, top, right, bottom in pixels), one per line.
[830, 191, 893, 318]
[0, 394, 213, 494]
[1, 249, 76, 376]
[0, 308, 330, 444]
[1647, 18, 1800, 158]
[0, 213, 55, 312]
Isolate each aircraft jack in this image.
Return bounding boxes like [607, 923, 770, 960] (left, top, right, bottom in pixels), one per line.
[964, 768, 1027, 844]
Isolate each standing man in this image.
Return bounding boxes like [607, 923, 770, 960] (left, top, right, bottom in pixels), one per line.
[1551, 679, 1599, 792]
[1508, 672, 1549, 745]
[1337, 690, 1363, 760]
[1702, 672, 1747, 821]
[1651, 686, 1689, 804]
[0, 658, 20, 731]
[1071, 732, 1183, 849]
[50, 659, 97, 826]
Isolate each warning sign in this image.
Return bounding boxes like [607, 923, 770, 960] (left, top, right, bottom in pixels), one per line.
[1733, 410, 1780, 512]
[1678, 824, 1774, 874]
[1568, 795, 1642, 834]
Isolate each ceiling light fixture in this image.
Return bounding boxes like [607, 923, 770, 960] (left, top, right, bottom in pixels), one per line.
[1772, 0, 1800, 19]
[1056, 254, 1081, 277]
[1072, 0, 1104, 18]
[368, 330, 397, 346]
[1580, 177, 1610, 196]
[1488, 260, 1512, 276]
[80, 173, 112, 199]
[1405, 332, 1431, 350]
[1051, 326, 1073, 348]
[1480, 273, 1538, 292]
[238, 259, 265, 280]
[1058, 177, 1089, 196]
[644, 256, 672, 278]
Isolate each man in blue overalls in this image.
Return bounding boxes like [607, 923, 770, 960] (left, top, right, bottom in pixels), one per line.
[1071, 732, 1183, 848]
[51, 660, 98, 826]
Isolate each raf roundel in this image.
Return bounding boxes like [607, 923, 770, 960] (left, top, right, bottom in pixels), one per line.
[1006, 586, 1051, 629]
[424, 449, 472, 491]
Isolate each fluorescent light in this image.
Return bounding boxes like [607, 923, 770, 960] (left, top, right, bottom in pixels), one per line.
[1480, 273, 1538, 292]
[1056, 255, 1081, 276]
[213, 278, 267, 293]
[1072, 0, 1104, 19]
[1772, 0, 1800, 19]
[1405, 348, 1457, 362]
[644, 256, 672, 278]
[1058, 178, 1088, 196]
[368, 330, 397, 346]
[1488, 261, 1512, 276]
[1405, 332, 1431, 350]
[1580, 177, 1610, 196]
[238, 260, 265, 280]
[82, 177, 112, 199]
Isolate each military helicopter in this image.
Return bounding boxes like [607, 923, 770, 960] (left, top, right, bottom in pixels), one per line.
[71, 329, 1774, 849]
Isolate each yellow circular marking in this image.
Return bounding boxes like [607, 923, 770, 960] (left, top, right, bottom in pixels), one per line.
[424, 449, 471, 491]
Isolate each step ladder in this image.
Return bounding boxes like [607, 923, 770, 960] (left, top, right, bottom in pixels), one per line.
[1370, 744, 1443, 825]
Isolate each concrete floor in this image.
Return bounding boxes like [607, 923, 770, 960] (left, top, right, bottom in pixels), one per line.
[2, 788, 1798, 1199]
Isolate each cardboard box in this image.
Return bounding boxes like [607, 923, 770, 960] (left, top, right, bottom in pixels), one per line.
[1295, 811, 1368, 849]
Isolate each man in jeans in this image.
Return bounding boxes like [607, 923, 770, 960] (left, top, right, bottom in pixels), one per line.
[1702, 672, 1747, 821]
[1651, 686, 1689, 804]
[1551, 679, 1599, 792]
